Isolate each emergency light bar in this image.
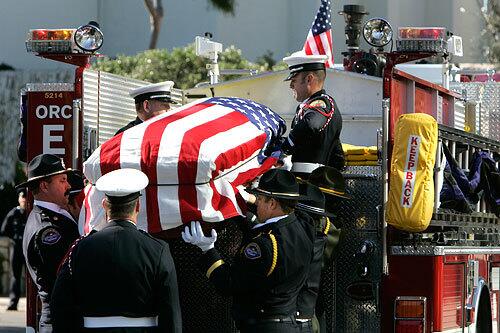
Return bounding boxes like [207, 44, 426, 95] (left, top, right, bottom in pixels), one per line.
[396, 27, 448, 53]
[26, 22, 103, 54]
[26, 29, 75, 53]
[398, 27, 447, 40]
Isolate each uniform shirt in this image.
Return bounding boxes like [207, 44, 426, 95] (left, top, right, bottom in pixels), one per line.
[200, 213, 314, 321]
[283, 89, 345, 171]
[1, 206, 27, 244]
[51, 219, 182, 333]
[22, 204, 80, 329]
[115, 117, 142, 136]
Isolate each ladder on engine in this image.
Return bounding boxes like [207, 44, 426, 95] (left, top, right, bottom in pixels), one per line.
[426, 125, 500, 245]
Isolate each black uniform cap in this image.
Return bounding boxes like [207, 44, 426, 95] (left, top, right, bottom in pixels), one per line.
[246, 169, 305, 200]
[16, 154, 72, 189]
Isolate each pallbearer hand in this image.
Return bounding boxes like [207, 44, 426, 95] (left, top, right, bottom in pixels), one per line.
[181, 221, 217, 252]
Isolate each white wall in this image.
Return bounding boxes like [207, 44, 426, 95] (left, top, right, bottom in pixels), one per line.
[450, 0, 485, 63]
[0, 0, 487, 71]
[1, 0, 319, 70]
[0, 0, 99, 70]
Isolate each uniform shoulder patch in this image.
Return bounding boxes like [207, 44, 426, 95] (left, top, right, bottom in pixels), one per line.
[244, 242, 261, 259]
[40, 227, 61, 245]
[309, 99, 327, 108]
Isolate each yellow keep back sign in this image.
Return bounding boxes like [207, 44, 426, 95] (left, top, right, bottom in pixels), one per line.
[401, 135, 421, 208]
[386, 113, 438, 232]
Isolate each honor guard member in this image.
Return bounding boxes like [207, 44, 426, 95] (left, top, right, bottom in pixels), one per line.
[115, 81, 175, 135]
[182, 169, 314, 333]
[281, 51, 345, 175]
[51, 168, 182, 333]
[305, 166, 349, 333]
[20, 154, 79, 333]
[1, 187, 28, 311]
[66, 170, 86, 221]
[295, 183, 336, 333]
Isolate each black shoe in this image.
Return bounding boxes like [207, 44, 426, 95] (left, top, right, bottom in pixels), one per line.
[6, 304, 17, 311]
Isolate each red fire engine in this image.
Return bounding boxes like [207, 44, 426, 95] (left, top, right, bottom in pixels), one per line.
[21, 12, 500, 333]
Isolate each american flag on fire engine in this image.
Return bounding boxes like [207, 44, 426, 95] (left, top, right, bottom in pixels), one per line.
[303, 0, 334, 68]
[81, 97, 286, 234]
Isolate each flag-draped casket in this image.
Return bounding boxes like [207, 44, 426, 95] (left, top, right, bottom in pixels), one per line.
[81, 97, 286, 234]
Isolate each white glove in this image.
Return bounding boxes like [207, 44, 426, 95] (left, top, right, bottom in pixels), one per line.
[237, 186, 256, 204]
[181, 221, 217, 252]
[279, 155, 293, 171]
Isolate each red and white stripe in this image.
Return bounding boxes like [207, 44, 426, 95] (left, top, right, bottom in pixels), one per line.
[81, 98, 276, 234]
[304, 30, 334, 68]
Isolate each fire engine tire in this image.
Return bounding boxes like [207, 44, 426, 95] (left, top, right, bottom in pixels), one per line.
[475, 287, 492, 333]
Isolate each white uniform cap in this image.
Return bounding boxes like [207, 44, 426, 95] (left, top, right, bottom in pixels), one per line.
[96, 168, 149, 204]
[282, 50, 328, 81]
[129, 81, 175, 103]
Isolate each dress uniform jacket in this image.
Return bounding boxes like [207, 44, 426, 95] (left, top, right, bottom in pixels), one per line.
[22, 204, 80, 331]
[200, 213, 314, 331]
[1, 206, 27, 307]
[51, 219, 182, 333]
[115, 117, 142, 136]
[284, 89, 345, 171]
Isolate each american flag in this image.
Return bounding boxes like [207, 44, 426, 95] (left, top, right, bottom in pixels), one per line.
[81, 97, 286, 234]
[303, 0, 334, 68]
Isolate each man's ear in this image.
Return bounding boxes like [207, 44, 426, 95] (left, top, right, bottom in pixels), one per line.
[306, 73, 314, 85]
[135, 200, 140, 213]
[101, 198, 108, 210]
[142, 100, 150, 114]
[39, 180, 49, 193]
[269, 197, 278, 210]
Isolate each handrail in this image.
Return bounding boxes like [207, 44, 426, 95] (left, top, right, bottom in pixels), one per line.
[438, 125, 500, 152]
